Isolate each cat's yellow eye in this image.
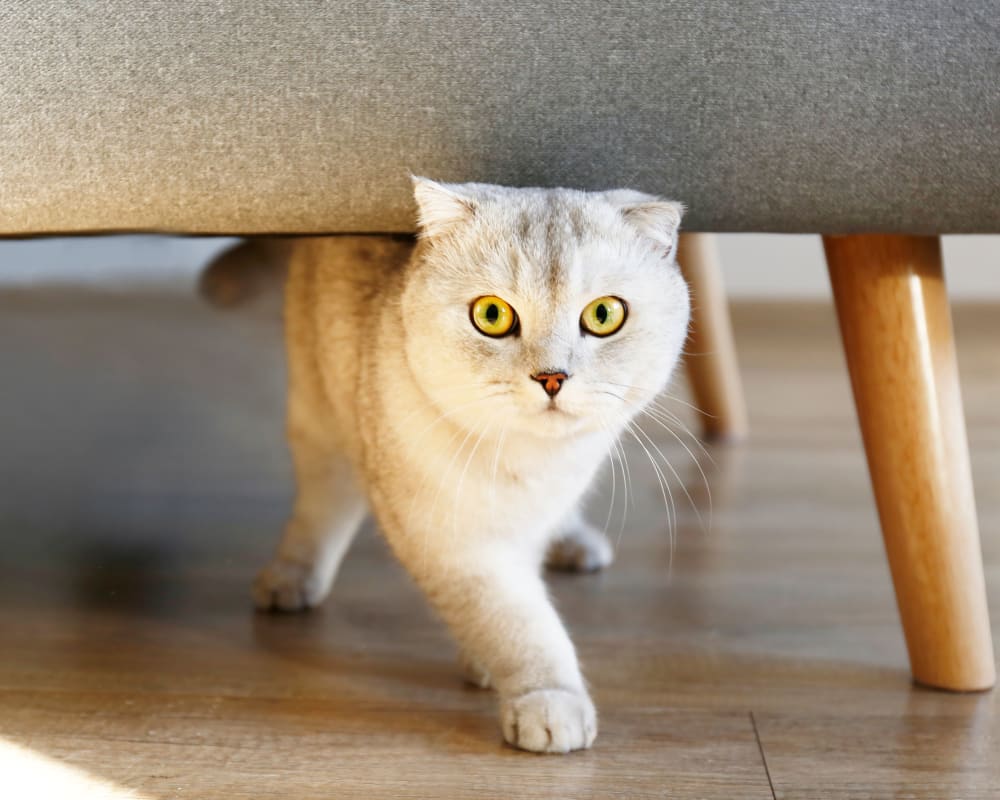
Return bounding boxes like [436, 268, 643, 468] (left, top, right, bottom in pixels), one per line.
[580, 296, 627, 337]
[470, 296, 517, 337]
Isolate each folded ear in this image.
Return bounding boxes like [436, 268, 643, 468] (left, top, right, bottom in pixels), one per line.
[604, 190, 685, 258]
[411, 177, 476, 239]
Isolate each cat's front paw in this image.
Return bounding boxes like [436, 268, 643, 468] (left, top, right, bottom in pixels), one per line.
[546, 523, 614, 573]
[253, 558, 329, 612]
[500, 688, 597, 753]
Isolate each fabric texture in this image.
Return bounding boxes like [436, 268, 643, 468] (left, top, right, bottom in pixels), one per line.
[1, 1, 997, 235]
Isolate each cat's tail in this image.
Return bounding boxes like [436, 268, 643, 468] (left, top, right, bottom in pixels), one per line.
[198, 238, 291, 308]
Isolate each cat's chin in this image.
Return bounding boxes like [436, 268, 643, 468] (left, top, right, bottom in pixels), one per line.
[510, 407, 598, 440]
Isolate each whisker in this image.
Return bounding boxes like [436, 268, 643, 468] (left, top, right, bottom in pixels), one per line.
[450, 421, 492, 547]
[426, 424, 479, 529]
[594, 379, 719, 460]
[395, 388, 510, 438]
[624, 419, 676, 573]
[412, 421, 472, 574]
[659, 390, 719, 419]
[603, 386, 718, 468]
[400, 396, 501, 571]
[632, 417, 707, 534]
[591, 395, 637, 525]
[609, 431, 631, 551]
[592, 380, 716, 537]
[640, 406, 715, 529]
[613, 427, 635, 512]
[489, 424, 508, 514]
[396, 395, 497, 456]
[597, 378, 716, 424]
[644, 401, 718, 468]
[595, 413, 618, 541]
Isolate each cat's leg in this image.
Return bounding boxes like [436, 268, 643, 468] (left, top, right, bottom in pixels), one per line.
[458, 648, 493, 689]
[462, 506, 611, 688]
[545, 506, 614, 573]
[405, 542, 597, 753]
[254, 440, 367, 611]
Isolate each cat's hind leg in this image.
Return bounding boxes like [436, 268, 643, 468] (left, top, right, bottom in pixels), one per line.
[459, 649, 492, 689]
[254, 440, 366, 612]
[545, 506, 614, 573]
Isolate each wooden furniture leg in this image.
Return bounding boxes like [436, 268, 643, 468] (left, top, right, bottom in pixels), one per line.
[825, 234, 994, 691]
[677, 233, 748, 441]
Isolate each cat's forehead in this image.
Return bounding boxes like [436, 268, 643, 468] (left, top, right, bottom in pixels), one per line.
[469, 192, 627, 297]
[489, 188, 611, 244]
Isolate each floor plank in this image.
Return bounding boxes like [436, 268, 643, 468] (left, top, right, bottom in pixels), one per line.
[755, 711, 999, 800]
[1, 289, 999, 798]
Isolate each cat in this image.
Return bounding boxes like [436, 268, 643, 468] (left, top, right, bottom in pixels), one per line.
[203, 179, 690, 753]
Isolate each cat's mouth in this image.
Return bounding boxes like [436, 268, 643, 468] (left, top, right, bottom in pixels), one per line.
[541, 402, 574, 418]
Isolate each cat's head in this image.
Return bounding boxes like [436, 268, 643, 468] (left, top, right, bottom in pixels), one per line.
[401, 179, 690, 440]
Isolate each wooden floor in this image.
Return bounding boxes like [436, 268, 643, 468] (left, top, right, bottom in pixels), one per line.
[2, 288, 999, 799]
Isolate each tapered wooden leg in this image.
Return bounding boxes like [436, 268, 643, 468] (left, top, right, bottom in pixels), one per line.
[677, 233, 748, 441]
[825, 234, 994, 691]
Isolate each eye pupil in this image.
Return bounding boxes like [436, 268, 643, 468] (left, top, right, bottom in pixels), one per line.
[471, 296, 517, 338]
[580, 296, 626, 337]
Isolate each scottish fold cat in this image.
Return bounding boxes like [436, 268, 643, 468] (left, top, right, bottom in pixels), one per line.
[229, 179, 689, 753]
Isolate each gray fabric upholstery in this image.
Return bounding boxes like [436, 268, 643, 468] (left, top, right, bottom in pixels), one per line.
[1, 2, 997, 235]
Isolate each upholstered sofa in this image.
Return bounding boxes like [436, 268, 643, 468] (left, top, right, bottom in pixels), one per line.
[2, 2, 996, 691]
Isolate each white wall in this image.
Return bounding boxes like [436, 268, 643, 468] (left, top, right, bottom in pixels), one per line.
[0, 234, 997, 299]
[716, 234, 1000, 300]
[0, 236, 237, 291]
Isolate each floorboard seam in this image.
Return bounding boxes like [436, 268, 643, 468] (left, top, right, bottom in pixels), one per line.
[749, 711, 777, 800]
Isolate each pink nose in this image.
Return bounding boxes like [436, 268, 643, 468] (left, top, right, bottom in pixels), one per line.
[531, 371, 569, 397]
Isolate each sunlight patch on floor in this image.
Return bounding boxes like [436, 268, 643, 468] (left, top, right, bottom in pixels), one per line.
[0, 738, 152, 800]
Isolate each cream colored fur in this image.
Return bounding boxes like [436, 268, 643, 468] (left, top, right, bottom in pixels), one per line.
[250, 180, 690, 753]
